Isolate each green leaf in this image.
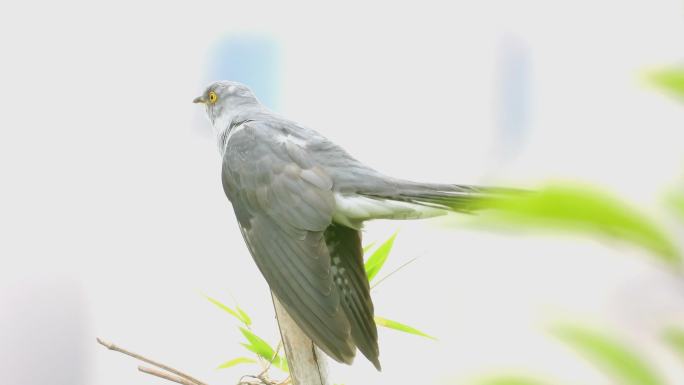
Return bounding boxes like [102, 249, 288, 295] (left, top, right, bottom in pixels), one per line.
[239, 328, 288, 372]
[236, 306, 252, 326]
[667, 190, 684, 222]
[216, 357, 257, 369]
[205, 295, 246, 324]
[648, 68, 684, 99]
[662, 327, 684, 363]
[374, 316, 436, 340]
[239, 327, 276, 358]
[365, 232, 398, 282]
[478, 376, 550, 385]
[205, 295, 252, 326]
[471, 183, 680, 267]
[552, 324, 664, 385]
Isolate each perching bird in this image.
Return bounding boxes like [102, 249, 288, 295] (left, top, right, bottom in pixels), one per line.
[194, 81, 510, 370]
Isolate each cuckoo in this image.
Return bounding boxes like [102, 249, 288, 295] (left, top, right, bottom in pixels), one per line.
[194, 81, 510, 370]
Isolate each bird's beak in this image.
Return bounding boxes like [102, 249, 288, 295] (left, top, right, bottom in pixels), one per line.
[193, 96, 206, 104]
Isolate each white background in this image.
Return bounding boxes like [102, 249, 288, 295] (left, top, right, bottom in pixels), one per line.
[1, 1, 683, 384]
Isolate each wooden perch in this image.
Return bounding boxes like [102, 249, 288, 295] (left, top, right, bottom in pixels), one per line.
[272, 294, 330, 385]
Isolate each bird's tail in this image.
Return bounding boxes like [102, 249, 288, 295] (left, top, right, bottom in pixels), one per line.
[333, 179, 522, 228]
[359, 181, 524, 219]
[358, 180, 520, 215]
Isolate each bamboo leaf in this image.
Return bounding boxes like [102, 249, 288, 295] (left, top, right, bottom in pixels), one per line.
[472, 183, 680, 267]
[239, 327, 276, 358]
[236, 306, 252, 326]
[374, 316, 436, 340]
[552, 324, 664, 385]
[478, 377, 550, 385]
[216, 357, 257, 369]
[239, 328, 288, 372]
[648, 68, 684, 99]
[667, 190, 684, 222]
[205, 295, 247, 324]
[365, 232, 398, 282]
[663, 327, 684, 363]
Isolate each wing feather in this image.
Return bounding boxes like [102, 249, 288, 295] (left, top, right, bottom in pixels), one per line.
[324, 224, 381, 370]
[222, 122, 357, 364]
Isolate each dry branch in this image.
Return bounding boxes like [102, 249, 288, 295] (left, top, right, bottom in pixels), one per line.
[97, 293, 328, 385]
[96, 338, 208, 385]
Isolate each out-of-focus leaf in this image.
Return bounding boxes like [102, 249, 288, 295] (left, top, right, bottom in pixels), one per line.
[662, 327, 684, 363]
[239, 328, 288, 372]
[236, 306, 252, 326]
[478, 376, 550, 385]
[472, 183, 680, 267]
[374, 316, 436, 340]
[667, 190, 684, 222]
[648, 68, 684, 99]
[552, 324, 664, 385]
[216, 357, 257, 369]
[205, 295, 249, 325]
[365, 232, 398, 282]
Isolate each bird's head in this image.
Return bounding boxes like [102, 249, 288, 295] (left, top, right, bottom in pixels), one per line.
[193, 81, 260, 125]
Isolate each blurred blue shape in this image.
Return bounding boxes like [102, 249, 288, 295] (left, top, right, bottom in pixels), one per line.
[207, 36, 280, 110]
[497, 34, 530, 161]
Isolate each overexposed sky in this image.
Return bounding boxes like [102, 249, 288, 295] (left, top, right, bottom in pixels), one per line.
[1, 1, 683, 385]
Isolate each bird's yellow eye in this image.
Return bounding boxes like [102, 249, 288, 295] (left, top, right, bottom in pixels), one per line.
[208, 91, 218, 104]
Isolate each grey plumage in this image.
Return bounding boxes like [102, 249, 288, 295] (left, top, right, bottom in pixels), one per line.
[195, 81, 508, 370]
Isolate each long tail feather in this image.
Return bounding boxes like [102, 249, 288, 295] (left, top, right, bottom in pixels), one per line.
[360, 182, 521, 214]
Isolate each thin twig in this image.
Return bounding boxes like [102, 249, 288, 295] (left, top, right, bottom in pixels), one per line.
[257, 340, 282, 377]
[238, 374, 279, 385]
[139, 366, 198, 385]
[96, 338, 208, 385]
[371, 256, 419, 289]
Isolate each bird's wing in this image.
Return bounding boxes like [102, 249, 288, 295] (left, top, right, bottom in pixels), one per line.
[324, 223, 381, 369]
[221, 121, 356, 364]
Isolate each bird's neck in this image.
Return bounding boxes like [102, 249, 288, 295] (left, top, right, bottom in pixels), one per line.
[212, 105, 264, 155]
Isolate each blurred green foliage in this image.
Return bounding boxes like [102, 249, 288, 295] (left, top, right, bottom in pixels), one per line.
[552, 324, 664, 385]
[473, 324, 684, 385]
[464, 69, 684, 385]
[662, 327, 684, 364]
[648, 68, 684, 100]
[478, 377, 550, 385]
[471, 183, 681, 267]
[667, 189, 684, 222]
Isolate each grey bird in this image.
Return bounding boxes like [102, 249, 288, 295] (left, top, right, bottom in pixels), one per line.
[194, 81, 509, 370]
